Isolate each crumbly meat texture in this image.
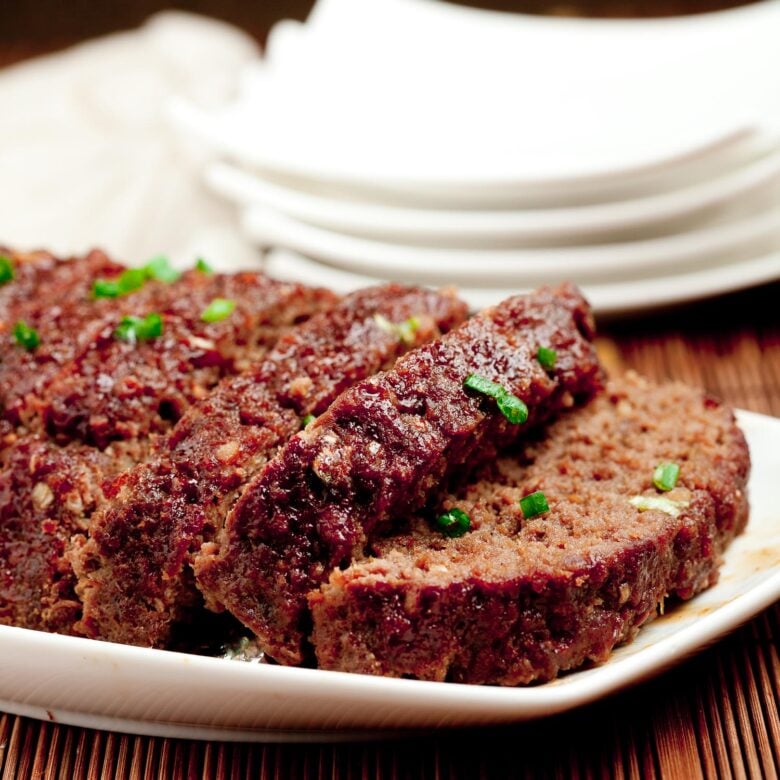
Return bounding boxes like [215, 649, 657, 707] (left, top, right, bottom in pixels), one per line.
[309, 375, 750, 685]
[72, 285, 468, 647]
[198, 284, 602, 665]
[6, 260, 336, 448]
[0, 436, 128, 633]
[0, 252, 337, 633]
[0, 249, 126, 446]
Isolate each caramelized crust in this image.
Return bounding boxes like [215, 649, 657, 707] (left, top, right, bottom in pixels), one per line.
[199, 284, 602, 665]
[309, 376, 750, 684]
[74, 286, 468, 647]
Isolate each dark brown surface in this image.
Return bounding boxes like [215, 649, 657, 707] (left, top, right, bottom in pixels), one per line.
[203, 285, 601, 665]
[0, 20, 777, 780]
[75, 285, 467, 648]
[311, 376, 750, 684]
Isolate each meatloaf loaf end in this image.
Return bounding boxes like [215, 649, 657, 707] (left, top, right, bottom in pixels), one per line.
[73, 285, 468, 647]
[197, 284, 603, 665]
[0, 255, 336, 634]
[0, 436, 129, 633]
[309, 374, 750, 685]
[29, 267, 337, 448]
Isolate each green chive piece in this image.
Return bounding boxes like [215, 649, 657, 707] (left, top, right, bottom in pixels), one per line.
[0, 255, 15, 285]
[144, 255, 181, 283]
[435, 507, 471, 538]
[520, 491, 549, 519]
[496, 392, 529, 425]
[302, 414, 316, 428]
[463, 373, 504, 398]
[114, 313, 163, 343]
[92, 278, 121, 298]
[464, 373, 528, 425]
[13, 320, 39, 351]
[117, 268, 147, 295]
[652, 462, 680, 492]
[195, 257, 213, 274]
[373, 313, 421, 345]
[629, 495, 689, 517]
[537, 346, 557, 371]
[92, 267, 146, 299]
[201, 298, 236, 323]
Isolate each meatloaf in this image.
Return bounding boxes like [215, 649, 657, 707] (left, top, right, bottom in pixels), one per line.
[0, 436, 127, 633]
[0, 253, 336, 633]
[196, 284, 603, 665]
[309, 374, 750, 684]
[1, 255, 336, 448]
[73, 285, 468, 647]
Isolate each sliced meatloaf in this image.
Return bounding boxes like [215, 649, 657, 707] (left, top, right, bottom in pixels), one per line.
[197, 284, 603, 665]
[0, 249, 126, 446]
[73, 285, 468, 647]
[0, 436, 128, 633]
[2, 258, 336, 448]
[0, 254, 336, 633]
[309, 374, 750, 685]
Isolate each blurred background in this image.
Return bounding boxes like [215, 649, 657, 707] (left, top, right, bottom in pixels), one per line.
[0, 0, 778, 316]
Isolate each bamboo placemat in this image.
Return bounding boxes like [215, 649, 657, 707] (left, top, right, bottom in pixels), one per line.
[0, 283, 776, 778]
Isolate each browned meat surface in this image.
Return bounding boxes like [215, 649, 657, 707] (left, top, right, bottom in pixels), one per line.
[40, 270, 335, 449]
[197, 284, 602, 665]
[0, 250, 337, 448]
[0, 436, 127, 633]
[309, 375, 750, 684]
[73, 285, 468, 647]
[0, 249, 125, 445]
[0, 250, 337, 633]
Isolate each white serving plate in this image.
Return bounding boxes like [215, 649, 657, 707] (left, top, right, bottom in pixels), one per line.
[262, 247, 780, 315]
[0, 411, 777, 742]
[243, 200, 780, 286]
[207, 148, 780, 247]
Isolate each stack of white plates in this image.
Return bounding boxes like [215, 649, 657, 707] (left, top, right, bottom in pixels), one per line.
[171, 0, 780, 314]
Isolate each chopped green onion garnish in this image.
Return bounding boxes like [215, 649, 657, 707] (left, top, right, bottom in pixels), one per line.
[195, 257, 213, 274]
[629, 495, 689, 517]
[496, 393, 528, 425]
[143, 255, 180, 283]
[302, 414, 316, 428]
[463, 373, 528, 425]
[201, 298, 236, 323]
[92, 278, 121, 298]
[0, 255, 15, 285]
[114, 313, 163, 343]
[92, 267, 146, 299]
[537, 346, 557, 371]
[13, 320, 39, 351]
[435, 507, 471, 538]
[652, 462, 680, 492]
[373, 313, 421, 346]
[519, 491, 549, 519]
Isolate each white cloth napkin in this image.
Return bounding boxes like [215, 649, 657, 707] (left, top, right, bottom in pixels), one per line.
[0, 12, 261, 269]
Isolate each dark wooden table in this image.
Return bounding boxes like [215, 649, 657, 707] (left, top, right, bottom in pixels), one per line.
[0, 16, 778, 779]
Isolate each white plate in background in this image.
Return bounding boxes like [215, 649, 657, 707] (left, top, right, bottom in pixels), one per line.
[243, 201, 780, 285]
[262, 246, 780, 315]
[170, 0, 780, 204]
[0, 411, 776, 741]
[206, 150, 780, 247]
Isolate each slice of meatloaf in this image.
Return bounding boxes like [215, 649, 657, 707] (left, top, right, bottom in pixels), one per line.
[0, 249, 126, 446]
[0, 256, 336, 634]
[4, 261, 335, 448]
[72, 285, 468, 647]
[0, 436, 130, 633]
[39, 269, 336, 449]
[309, 374, 750, 685]
[196, 284, 603, 665]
